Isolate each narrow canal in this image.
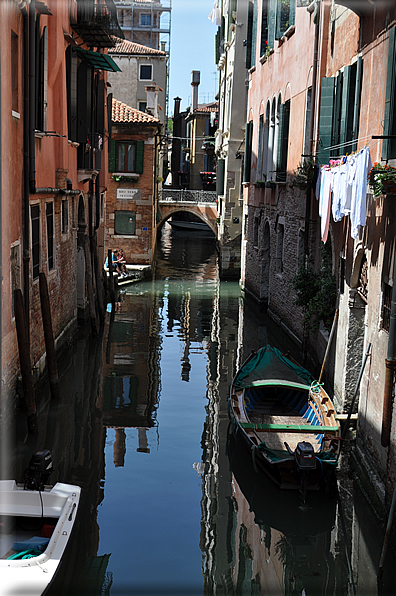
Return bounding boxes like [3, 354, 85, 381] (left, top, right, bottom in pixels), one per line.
[8, 224, 396, 594]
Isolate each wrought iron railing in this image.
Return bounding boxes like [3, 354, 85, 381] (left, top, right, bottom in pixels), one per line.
[73, 0, 124, 47]
[159, 189, 217, 204]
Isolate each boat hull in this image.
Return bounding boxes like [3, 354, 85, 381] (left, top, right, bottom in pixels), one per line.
[230, 345, 340, 491]
[0, 481, 81, 596]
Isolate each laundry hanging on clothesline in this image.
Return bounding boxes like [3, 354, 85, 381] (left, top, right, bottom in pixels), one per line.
[315, 146, 372, 242]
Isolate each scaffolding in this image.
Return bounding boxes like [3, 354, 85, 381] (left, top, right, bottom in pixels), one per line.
[114, 0, 171, 131]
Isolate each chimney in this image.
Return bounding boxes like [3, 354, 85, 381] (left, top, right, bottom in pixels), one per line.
[191, 70, 200, 112]
[161, 41, 166, 52]
[145, 84, 158, 118]
[174, 96, 181, 117]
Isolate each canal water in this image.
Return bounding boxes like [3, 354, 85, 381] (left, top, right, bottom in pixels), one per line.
[7, 224, 396, 594]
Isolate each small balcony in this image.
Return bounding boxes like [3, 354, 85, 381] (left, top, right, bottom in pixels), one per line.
[72, 0, 124, 48]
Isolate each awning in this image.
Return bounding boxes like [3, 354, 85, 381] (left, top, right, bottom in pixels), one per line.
[75, 48, 121, 73]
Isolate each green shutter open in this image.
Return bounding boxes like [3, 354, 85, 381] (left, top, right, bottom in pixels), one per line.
[318, 77, 335, 165]
[251, 0, 258, 67]
[243, 121, 253, 183]
[246, 1, 253, 68]
[339, 66, 351, 150]
[216, 158, 225, 195]
[276, 101, 290, 182]
[135, 141, 144, 174]
[268, 0, 277, 48]
[108, 141, 116, 172]
[383, 27, 396, 159]
[352, 56, 363, 152]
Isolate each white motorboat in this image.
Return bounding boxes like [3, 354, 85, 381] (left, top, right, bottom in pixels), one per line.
[0, 451, 81, 596]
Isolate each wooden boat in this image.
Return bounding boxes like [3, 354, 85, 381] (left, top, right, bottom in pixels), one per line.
[229, 345, 341, 497]
[0, 451, 81, 596]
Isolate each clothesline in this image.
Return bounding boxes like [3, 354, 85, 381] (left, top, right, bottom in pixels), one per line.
[315, 133, 374, 156]
[316, 146, 372, 243]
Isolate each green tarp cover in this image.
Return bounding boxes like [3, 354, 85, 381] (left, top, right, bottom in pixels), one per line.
[234, 345, 312, 389]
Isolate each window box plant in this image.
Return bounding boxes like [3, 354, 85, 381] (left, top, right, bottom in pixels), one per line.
[369, 162, 396, 196]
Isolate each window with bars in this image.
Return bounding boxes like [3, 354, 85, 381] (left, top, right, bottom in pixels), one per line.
[31, 204, 40, 280]
[46, 202, 54, 271]
[382, 282, 392, 332]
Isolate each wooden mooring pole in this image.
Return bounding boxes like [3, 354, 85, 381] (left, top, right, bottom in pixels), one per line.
[39, 272, 60, 400]
[84, 235, 99, 337]
[14, 288, 37, 433]
[92, 232, 105, 324]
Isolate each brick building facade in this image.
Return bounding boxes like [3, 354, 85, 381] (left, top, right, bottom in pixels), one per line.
[1, 0, 121, 430]
[106, 98, 161, 266]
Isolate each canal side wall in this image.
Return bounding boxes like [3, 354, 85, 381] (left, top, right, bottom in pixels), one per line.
[236, 0, 396, 518]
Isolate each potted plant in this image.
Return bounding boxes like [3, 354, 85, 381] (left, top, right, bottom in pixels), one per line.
[292, 159, 315, 190]
[369, 162, 396, 196]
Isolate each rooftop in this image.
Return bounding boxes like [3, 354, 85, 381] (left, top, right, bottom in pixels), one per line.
[109, 36, 167, 56]
[112, 98, 160, 124]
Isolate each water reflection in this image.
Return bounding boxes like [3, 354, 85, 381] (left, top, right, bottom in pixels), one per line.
[3, 228, 396, 595]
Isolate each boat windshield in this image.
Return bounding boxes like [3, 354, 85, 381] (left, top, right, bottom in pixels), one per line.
[233, 345, 312, 389]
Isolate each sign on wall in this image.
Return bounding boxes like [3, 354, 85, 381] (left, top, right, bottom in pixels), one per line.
[117, 188, 142, 201]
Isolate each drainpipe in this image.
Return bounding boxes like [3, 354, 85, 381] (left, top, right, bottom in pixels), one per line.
[22, 6, 30, 332]
[304, 0, 320, 257]
[29, 0, 36, 195]
[381, 247, 396, 447]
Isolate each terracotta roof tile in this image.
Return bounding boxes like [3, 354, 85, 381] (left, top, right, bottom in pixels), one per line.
[109, 36, 166, 56]
[194, 101, 219, 113]
[112, 98, 160, 124]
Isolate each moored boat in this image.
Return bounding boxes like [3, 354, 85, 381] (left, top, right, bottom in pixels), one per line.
[229, 345, 341, 498]
[0, 451, 81, 596]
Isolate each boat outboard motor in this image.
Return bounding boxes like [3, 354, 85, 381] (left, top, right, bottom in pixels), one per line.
[294, 441, 316, 471]
[284, 441, 316, 505]
[24, 449, 53, 491]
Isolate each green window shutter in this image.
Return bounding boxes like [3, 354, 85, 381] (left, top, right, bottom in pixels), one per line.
[276, 103, 285, 178]
[251, 0, 258, 67]
[243, 121, 253, 183]
[108, 140, 116, 172]
[97, 79, 105, 134]
[268, 0, 277, 48]
[216, 158, 225, 196]
[339, 66, 351, 149]
[135, 140, 144, 174]
[331, 71, 343, 156]
[276, 0, 291, 39]
[352, 56, 363, 152]
[276, 101, 290, 182]
[115, 211, 136, 235]
[383, 27, 396, 159]
[289, 0, 296, 27]
[318, 77, 335, 165]
[260, 0, 269, 55]
[245, 2, 253, 68]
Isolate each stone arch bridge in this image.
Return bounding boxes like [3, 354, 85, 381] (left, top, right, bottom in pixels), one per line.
[157, 189, 218, 235]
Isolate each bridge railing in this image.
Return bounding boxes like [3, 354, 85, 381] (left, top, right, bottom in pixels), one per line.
[159, 188, 217, 204]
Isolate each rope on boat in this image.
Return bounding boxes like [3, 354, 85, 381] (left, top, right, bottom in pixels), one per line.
[310, 380, 323, 393]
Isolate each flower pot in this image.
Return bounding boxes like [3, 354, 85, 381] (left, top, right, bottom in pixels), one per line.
[382, 179, 396, 194]
[265, 181, 276, 189]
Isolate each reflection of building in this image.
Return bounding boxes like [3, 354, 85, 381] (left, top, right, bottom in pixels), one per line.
[99, 288, 161, 461]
